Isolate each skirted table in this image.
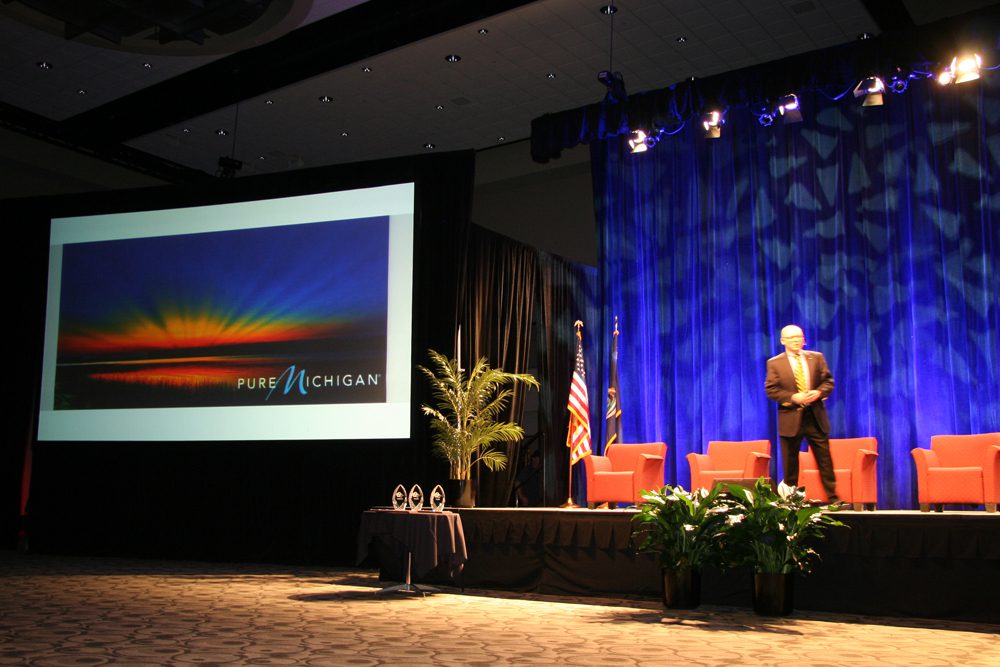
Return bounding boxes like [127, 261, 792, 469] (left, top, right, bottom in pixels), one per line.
[356, 509, 467, 593]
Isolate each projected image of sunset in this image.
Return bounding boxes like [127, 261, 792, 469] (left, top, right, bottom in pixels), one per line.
[55, 217, 390, 409]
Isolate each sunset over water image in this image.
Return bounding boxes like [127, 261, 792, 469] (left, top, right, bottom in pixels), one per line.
[55, 217, 390, 408]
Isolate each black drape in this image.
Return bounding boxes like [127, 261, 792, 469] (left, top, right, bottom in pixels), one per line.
[456, 226, 600, 508]
[459, 226, 537, 506]
[536, 251, 599, 506]
[8, 150, 476, 564]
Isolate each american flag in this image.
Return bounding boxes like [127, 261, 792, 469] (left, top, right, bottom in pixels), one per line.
[566, 324, 592, 465]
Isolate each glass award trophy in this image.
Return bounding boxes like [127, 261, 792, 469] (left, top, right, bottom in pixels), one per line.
[408, 484, 424, 511]
[430, 484, 446, 512]
[391, 484, 408, 511]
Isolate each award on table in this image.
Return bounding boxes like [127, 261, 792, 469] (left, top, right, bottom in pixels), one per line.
[430, 485, 446, 512]
[391, 484, 408, 511]
[408, 484, 424, 511]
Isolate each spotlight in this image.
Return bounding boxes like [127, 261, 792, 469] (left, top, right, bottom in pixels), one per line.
[702, 110, 723, 139]
[777, 94, 802, 123]
[598, 70, 627, 103]
[888, 72, 909, 94]
[853, 76, 885, 106]
[937, 53, 982, 85]
[627, 129, 649, 153]
[952, 53, 982, 84]
[627, 128, 663, 153]
[216, 156, 242, 178]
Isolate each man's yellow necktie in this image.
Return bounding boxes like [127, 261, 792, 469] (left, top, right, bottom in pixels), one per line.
[793, 354, 808, 393]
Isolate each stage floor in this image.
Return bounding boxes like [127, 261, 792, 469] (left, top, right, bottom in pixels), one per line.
[2, 550, 999, 666]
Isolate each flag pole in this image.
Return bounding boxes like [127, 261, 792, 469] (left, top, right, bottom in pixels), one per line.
[561, 320, 585, 509]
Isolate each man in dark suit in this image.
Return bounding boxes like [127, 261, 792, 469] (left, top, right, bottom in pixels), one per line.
[765, 324, 838, 503]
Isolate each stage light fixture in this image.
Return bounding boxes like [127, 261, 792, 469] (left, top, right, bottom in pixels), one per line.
[952, 53, 982, 84]
[598, 69, 627, 103]
[702, 110, 723, 139]
[937, 54, 981, 85]
[853, 76, 885, 106]
[216, 156, 242, 178]
[777, 94, 802, 123]
[628, 129, 649, 153]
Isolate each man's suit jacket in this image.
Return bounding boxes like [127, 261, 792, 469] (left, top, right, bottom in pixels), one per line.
[765, 350, 834, 437]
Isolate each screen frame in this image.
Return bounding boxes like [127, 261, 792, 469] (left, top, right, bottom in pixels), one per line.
[36, 182, 415, 442]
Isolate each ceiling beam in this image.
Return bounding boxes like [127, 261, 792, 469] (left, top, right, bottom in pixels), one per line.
[60, 0, 539, 143]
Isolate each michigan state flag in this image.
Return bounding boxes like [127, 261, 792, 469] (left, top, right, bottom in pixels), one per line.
[605, 318, 622, 447]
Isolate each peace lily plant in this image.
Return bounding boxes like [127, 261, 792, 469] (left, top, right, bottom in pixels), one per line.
[631, 484, 730, 571]
[722, 478, 845, 574]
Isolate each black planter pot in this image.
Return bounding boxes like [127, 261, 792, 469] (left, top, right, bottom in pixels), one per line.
[752, 572, 795, 616]
[662, 567, 701, 609]
[446, 478, 476, 508]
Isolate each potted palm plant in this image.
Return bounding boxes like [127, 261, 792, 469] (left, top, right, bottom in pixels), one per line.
[722, 478, 845, 615]
[631, 484, 729, 609]
[418, 349, 539, 507]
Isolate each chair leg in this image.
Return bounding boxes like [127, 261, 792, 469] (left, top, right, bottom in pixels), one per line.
[934, 504, 944, 512]
[986, 503, 997, 513]
[852, 502, 863, 512]
[866, 503, 876, 511]
[920, 503, 930, 512]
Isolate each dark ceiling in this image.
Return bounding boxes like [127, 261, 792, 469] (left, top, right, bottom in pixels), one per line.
[1, 0, 997, 187]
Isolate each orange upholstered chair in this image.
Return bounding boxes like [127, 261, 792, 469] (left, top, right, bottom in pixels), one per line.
[583, 442, 667, 507]
[911, 433, 1000, 512]
[686, 440, 771, 492]
[799, 437, 879, 510]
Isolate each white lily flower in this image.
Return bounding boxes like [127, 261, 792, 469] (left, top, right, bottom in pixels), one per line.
[777, 481, 796, 500]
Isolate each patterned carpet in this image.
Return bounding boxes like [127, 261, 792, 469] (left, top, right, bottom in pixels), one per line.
[1, 551, 997, 666]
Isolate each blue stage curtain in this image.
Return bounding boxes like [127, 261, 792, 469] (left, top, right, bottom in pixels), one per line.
[591, 77, 999, 508]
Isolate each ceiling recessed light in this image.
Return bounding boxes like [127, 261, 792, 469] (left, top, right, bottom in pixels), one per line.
[445, 54, 461, 63]
[36, 61, 52, 69]
[600, 4, 618, 15]
[547, 72, 556, 79]
[142, 62, 152, 69]
[424, 142, 436, 149]
[676, 36, 687, 43]
[318, 95, 333, 103]
[341, 131, 349, 137]
[265, 99, 274, 105]
[76, 88, 86, 95]
[258, 155, 266, 160]
[497, 136, 506, 143]
[435, 104, 444, 110]
[478, 27, 488, 35]
[857, 32, 874, 40]
[216, 129, 228, 136]
[182, 128, 191, 133]
[363, 66, 372, 73]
